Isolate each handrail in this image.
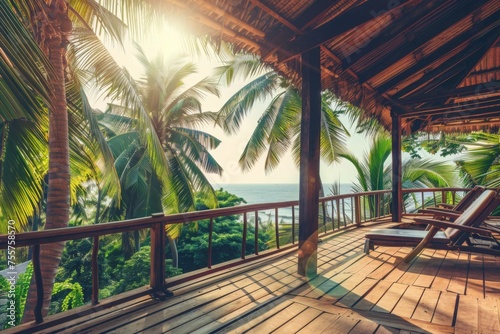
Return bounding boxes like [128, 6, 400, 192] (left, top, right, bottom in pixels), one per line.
[0, 187, 473, 325]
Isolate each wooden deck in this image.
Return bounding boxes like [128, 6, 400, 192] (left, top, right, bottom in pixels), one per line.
[17, 222, 500, 333]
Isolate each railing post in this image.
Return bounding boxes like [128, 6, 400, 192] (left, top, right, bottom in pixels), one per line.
[355, 195, 362, 226]
[254, 210, 259, 255]
[241, 213, 247, 259]
[208, 218, 213, 268]
[150, 213, 166, 292]
[91, 236, 99, 305]
[33, 244, 44, 324]
[274, 208, 280, 249]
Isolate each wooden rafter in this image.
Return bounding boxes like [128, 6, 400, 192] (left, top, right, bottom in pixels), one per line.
[275, 0, 412, 63]
[358, 0, 489, 83]
[401, 85, 500, 104]
[343, 0, 447, 70]
[377, 16, 499, 94]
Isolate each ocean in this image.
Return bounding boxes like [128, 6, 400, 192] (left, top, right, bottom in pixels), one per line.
[215, 183, 354, 204]
[214, 183, 355, 223]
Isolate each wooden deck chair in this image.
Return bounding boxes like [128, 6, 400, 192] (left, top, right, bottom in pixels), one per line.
[417, 185, 485, 218]
[364, 190, 500, 263]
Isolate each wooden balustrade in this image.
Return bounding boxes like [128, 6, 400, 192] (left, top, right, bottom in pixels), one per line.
[0, 187, 472, 323]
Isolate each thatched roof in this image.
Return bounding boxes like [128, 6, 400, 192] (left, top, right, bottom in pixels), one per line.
[162, 0, 500, 134]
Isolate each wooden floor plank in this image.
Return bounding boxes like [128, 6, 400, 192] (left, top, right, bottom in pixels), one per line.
[319, 316, 359, 333]
[336, 277, 379, 308]
[354, 280, 393, 311]
[478, 297, 500, 333]
[411, 289, 440, 322]
[216, 299, 294, 334]
[296, 313, 341, 333]
[483, 255, 500, 298]
[367, 248, 407, 281]
[272, 307, 323, 334]
[446, 253, 470, 295]
[454, 295, 478, 334]
[466, 254, 484, 298]
[391, 286, 425, 319]
[348, 319, 379, 334]
[374, 325, 400, 334]
[397, 249, 436, 286]
[413, 250, 447, 288]
[429, 251, 459, 292]
[371, 282, 408, 313]
[245, 302, 309, 333]
[431, 292, 457, 326]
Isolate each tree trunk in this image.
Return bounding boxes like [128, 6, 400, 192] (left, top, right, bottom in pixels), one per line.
[167, 236, 178, 268]
[23, 1, 70, 323]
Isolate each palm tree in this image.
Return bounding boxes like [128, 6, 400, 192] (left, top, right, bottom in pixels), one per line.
[99, 46, 223, 261]
[340, 133, 459, 216]
[2, 0, 170, 322]
[215, 54, 350, 174]
[456, 133, 500, 188]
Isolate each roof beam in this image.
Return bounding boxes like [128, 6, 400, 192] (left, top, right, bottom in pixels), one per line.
[430, 108, 500, 122]
[399, 96, 500, 117]
[344, 0, 450, 70]
[391, 41, 488, 100]
[259, 1, 345, 61]
[400, 84, 500, 104]
[275, 0, 412, 63]
[432, 37, 500, 108]
[357, 0, 489, 83]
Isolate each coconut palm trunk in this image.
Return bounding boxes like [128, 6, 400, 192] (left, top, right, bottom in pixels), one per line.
[23, 1, 71, 322]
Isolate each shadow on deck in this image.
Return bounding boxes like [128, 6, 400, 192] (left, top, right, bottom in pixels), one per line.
[10, 221, 500, 333]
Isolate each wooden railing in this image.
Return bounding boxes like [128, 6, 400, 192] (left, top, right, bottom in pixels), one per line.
[0, 187, 471, 324]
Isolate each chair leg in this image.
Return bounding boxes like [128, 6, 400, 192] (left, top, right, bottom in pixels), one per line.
[403, 226, 439, 263]
[364, 239, 373, 254]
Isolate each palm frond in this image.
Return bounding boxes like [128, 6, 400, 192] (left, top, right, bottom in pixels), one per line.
[238, 91, 287, 171]
[217, 72, 279, 134]
[264, 88, 300, 172]
[214, 53, 270, 85]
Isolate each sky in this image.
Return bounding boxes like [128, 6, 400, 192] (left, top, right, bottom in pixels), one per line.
[97, 25, 383, 186]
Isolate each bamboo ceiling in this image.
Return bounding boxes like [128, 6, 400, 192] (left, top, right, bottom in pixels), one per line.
[162, 0, 500, 134]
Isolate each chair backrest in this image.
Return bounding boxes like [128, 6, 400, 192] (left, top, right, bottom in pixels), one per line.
[445, 190, 499, 242]
[453, 186, 485, 211]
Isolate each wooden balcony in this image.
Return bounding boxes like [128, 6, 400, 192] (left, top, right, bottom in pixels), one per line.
[3, 188, 499, 333]
[8, 220, 500, 333]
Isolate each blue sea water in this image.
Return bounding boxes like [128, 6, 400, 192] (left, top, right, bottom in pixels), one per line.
[215, 183, 355, 223]
[216, 183, 354, 204]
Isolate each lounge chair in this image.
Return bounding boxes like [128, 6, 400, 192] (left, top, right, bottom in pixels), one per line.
[364, 189, 500, 263]
[417, 185, 485, 218]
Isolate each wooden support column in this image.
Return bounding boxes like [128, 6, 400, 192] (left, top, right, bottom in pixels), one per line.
[391, 109, 403, 222]
[298, 47, 321, 277]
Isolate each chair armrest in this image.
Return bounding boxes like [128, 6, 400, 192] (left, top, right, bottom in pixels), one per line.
[417, 209, 460, 219]
[438, 203, 455, 209]
[412, 217, 491, 236]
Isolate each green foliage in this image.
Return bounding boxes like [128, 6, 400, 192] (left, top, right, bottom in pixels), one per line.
[1, 262, 33, 328]
[0, 276, 8, 293]
[402, 132, 470, 158]
[196, 188, 246, 210]
[341, 133, 460, 215]
[175, 188, 267, 272]
[51, 280, 84, 313]
[56, 238, 110, 301]
[111, 246, 182, 294]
